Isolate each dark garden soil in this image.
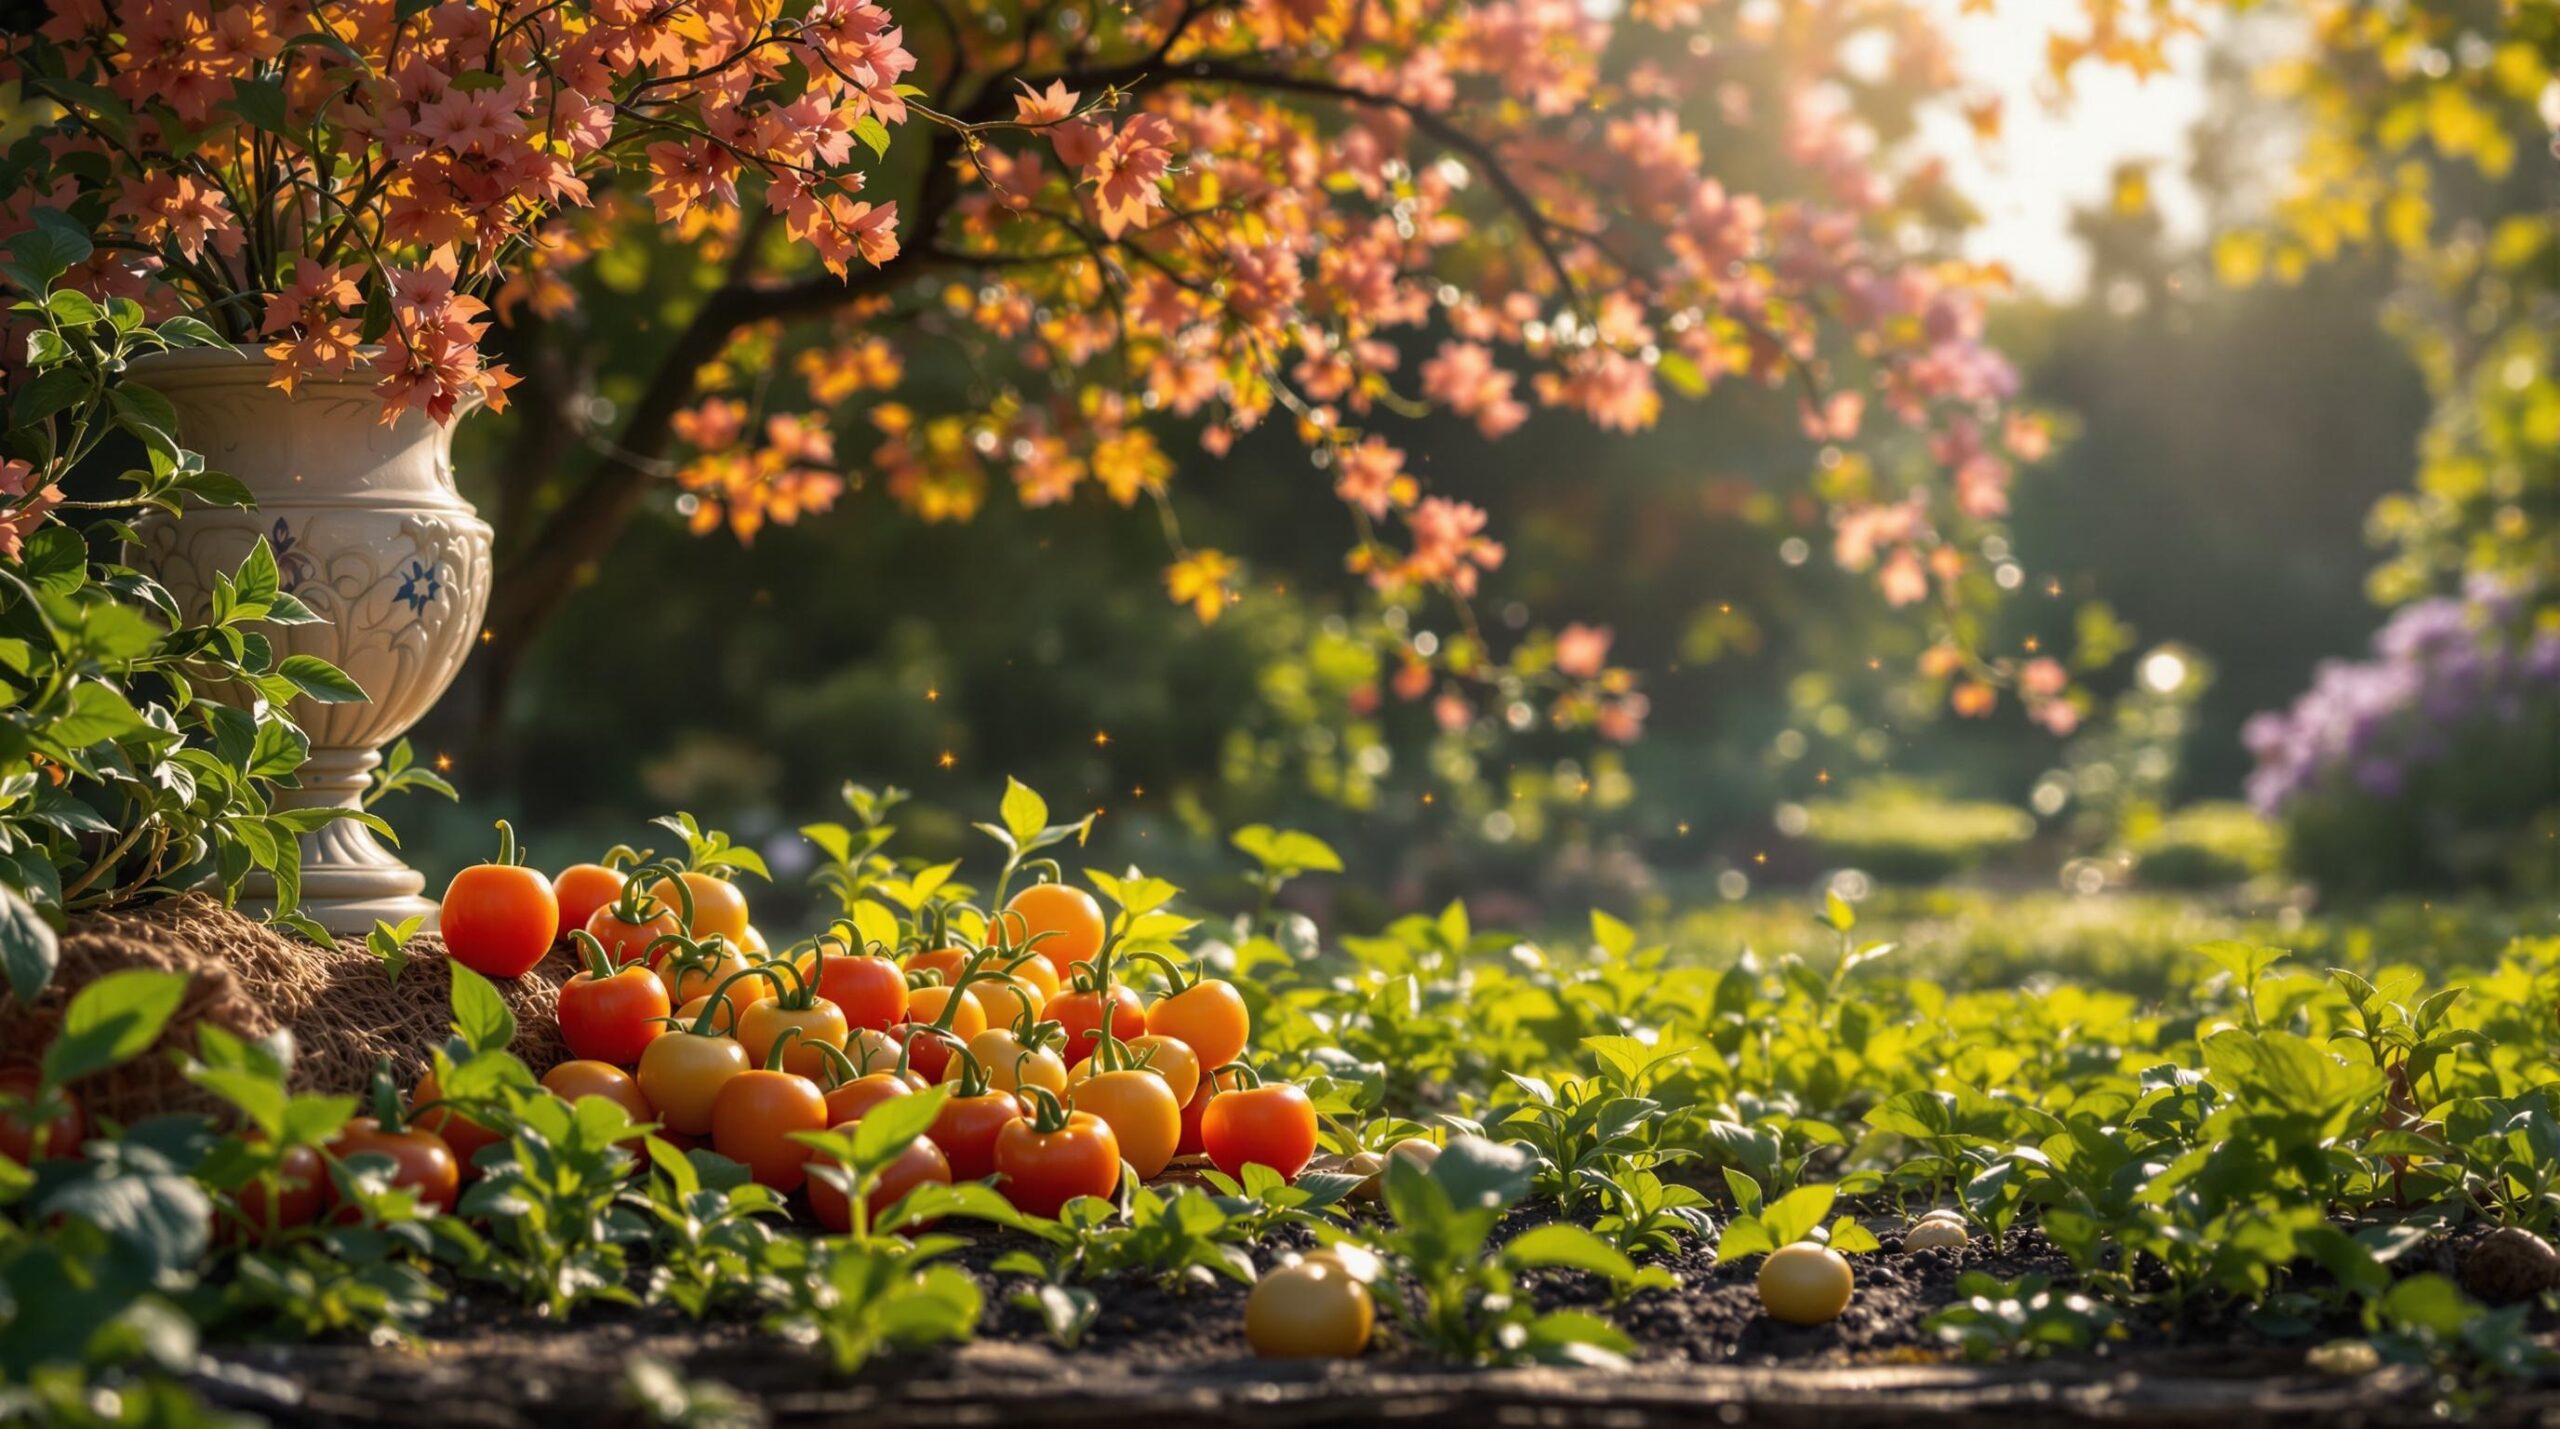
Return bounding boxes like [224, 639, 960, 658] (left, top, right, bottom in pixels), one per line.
[186, 1208, 2560, 1429]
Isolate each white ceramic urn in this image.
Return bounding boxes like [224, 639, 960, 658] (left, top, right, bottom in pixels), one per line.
[130, 347, 492, 936]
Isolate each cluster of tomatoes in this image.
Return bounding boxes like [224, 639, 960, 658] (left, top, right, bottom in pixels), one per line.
[433, 835, 1324, 1226]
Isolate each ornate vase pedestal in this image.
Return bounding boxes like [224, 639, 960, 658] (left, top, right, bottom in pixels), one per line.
[130, 348, 493, 938]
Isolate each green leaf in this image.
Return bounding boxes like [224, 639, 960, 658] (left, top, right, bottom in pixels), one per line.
[447, 962, 515, 1053]
[231, 539, 280, 614]
[1503, 1223, 1640, 1283]
[11, 366, 89, 427]
[853, 114, 893, 158]
[223, 77, 291, 133]
[17, 529, 83, 601]
[1230, 824, 1344, 875]
[849, 1085, 949, 1172]
[0, 882, 60, 1003]
[45, 289, 100, 327]
[999, 776, 1048, 842]
[7, 212, 92, 287]
[1763, 1183, 1837, 1246]
[1826, 1215, 1882, 1254]
[43, 968, 190, 1085]
[367, 916, 422, 985]
[1715, 1216, 1775, 1262]
[49, 681, 151, 748]
[277, 655, 366, 704]
[154, 315, 224, 347]
[1427, 1133, 1535, 1212]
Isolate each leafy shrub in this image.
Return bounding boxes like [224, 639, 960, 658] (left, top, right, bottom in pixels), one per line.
[2128, 802, 2283, 888]
[1795, 780, 2036, 883]
[2245, 584, 2559, 895]
[0, 218, 372, 993]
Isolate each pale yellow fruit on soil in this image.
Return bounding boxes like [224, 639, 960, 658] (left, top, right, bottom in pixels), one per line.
[1758, 1244, 1854, 1325]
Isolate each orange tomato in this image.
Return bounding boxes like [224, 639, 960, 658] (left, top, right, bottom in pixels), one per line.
[708, 1066, 828, 1192]
[1146, 979, 1251, 1073]
[973, 972, 1046, 1032]
[657, 940, 753, 1006]
[1002, 883, 1105, 979]
[587, 902, 684, 969]
[1200, 1079, 1319, 1182]
[541, 1060, 655, 1125]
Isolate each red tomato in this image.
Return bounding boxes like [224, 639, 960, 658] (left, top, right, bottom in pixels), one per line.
[329, 1118, 460, 1216]
[441, 823, 559, 978]
[1178, 1067, 1243, 1158]
[588, 902, 684, 969]
[906, 947, 973, 987]
[231, 1142, 325, 1243]
[807, 1131, 952, 1234]
[812, 950, 910, 1031]
[822, 1071, 914, 1126]
[1201, 1080, 1319, 1182]
[0, 1068, 82, 1164]
[1002, 883, 1105, 979]
[931, 1090, 1026, 1183]
[412, 1070, 504, 1179]
[994, 1104, 1122, 1218]
[558, 936, 673, 1067]
[1048, 983, 1146, 1066]
[550, 863, 628, 944]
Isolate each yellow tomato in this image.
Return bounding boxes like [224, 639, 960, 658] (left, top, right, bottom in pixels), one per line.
[905, 983, 988, 1042]
[949, 1028, 1069, 1097]
[736, 998, 849, 1082]
[1757, 1244, 1853, 1325]
[646, 871, 751, 943]
[1246, 1259, 1373, 1359]
[1070, 1033, 1199, 1106]
[1006, 955, 1062, 1009]
[1068, 1067, 1181, 1179]
[972, 973, 1045, 1033]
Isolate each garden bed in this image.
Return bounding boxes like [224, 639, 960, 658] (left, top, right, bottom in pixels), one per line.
[189, 1219, 2560, 1428]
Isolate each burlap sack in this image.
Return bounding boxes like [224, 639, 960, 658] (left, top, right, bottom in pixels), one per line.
[0, 893, 574, 1126]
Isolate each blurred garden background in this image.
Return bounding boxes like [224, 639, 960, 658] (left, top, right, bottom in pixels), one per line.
[377, 0, 2555, 950]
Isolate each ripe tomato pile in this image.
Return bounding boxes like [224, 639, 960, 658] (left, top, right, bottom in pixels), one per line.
[434, 830, 1322, 1225]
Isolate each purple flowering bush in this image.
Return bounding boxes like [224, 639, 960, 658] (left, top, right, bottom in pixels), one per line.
[2244, 580, 2560, 894]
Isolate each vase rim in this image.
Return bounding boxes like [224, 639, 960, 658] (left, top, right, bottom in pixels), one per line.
[128, 344, 483, 422]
